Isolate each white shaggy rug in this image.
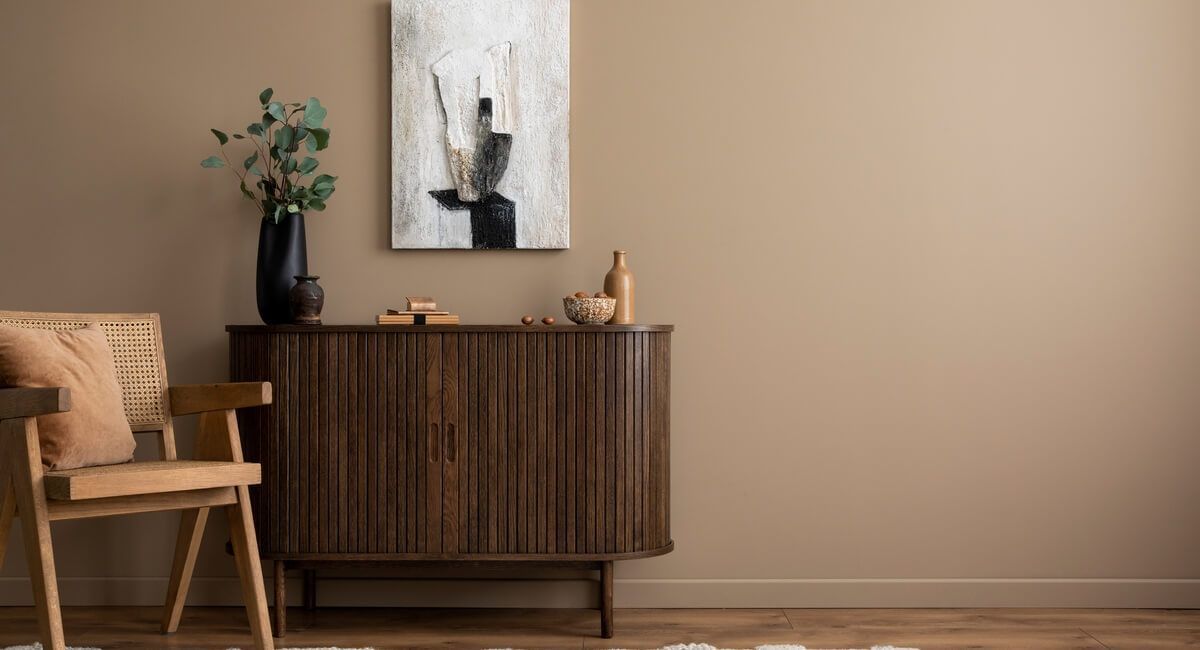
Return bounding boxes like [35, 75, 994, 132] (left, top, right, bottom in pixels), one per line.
[7, 644, 914, 650]
[656, 645, 914, 650]
[489, 646, 914, 650]
[2, 646, 371, 650]
[492, 646, 915, 650]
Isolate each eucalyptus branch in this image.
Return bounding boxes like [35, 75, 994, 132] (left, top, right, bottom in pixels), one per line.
[201, 88, 338, 221]
[217, 145, 243, 183]
[250, 136, 269, 171]
[266, 121, 277, 194]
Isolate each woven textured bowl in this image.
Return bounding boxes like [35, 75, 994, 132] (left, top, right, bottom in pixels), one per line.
[563, 297, 616, 325]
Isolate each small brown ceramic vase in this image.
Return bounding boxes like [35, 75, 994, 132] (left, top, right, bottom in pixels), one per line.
[603, 250, 635, 324]
[289, 275, 325, 325]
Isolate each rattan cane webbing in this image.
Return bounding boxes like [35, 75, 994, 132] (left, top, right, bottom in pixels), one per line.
[0, 315, 167, 427]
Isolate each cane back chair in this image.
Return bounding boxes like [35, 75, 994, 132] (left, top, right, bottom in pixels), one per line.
[0, 311, 274, 650]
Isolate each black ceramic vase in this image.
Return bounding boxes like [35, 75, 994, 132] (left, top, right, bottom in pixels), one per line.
[256, 213, 308, 325]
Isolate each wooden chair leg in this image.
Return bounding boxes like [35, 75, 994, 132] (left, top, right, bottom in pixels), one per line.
[273, 560, 286, 638]
[600, 560, 614, 639]
[161, 507, 210, 634]
[4, 419, 65, 650]
[195, 410, 272, 649]
[228, 485, 274, 650]
[0, 463, 15, 570]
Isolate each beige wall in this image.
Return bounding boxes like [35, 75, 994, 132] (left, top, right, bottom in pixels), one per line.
[3, 0, 1200, 607]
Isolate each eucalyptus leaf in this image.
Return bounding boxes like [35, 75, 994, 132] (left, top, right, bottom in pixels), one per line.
[301, 97, 327, 128]
[239, 180, 256, 200]
[232, 133, 245, 140]
[249, 165, 264, 176]
[259, 87, 273, 106]
[298, 157, 319, 175]
[210, 129, 228, 145]
[200, 156, 225, 168]
[266, 101, 287, 122]
[247, 123, 265, 137]
[276, 125, 295, 150]
[308, 198, 327, 211]
[282, 157, 298, 174]
[307, 128, 330, 152]
[312, 174, 336, 187]
[243, 152, 259, 169]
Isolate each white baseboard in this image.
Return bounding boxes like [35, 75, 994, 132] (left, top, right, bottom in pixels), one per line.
[615, 578, 1200, 608]
[2, 577, 1199, 608]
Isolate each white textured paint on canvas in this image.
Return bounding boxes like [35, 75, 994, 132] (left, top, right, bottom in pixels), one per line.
[391, 0, 569, 249]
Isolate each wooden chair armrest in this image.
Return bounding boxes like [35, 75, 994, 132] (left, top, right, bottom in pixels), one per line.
[0, 386, 71, 420]
[169, 382, 272, 416]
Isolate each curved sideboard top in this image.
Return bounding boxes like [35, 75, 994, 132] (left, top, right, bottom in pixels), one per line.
[227, 324, 674, 333]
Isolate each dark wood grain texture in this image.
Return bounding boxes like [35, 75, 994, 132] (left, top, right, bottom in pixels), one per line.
[229, 326, 672, 638]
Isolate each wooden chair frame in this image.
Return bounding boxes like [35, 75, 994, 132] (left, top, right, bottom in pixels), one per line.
[0, 312, 274, 650]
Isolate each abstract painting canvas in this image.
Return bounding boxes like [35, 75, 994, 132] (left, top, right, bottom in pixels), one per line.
[391, 0, 570, 249]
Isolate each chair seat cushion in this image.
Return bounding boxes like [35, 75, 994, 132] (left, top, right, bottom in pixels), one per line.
[44, 460, 261, 500]
[0, 323, 136, 470]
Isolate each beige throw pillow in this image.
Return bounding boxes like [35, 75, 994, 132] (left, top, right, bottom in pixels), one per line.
[0, 323, 136, 470]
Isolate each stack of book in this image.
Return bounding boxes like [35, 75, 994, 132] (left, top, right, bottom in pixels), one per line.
[376, 297, 460, 325]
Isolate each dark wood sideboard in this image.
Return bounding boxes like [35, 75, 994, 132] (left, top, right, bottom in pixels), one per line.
[226, 324, 673, 638]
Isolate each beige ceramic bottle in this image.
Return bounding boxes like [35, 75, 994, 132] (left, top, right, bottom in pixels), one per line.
[604, 250, 635, 324]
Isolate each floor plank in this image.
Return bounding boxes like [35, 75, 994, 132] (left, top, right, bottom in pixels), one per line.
[1083, 627, 1200, 650]
[783, 607, 1200, 628]
[778, 626, 1105, 650]
[0, 606, 1193, 649]
[593, 614, 1105, 650]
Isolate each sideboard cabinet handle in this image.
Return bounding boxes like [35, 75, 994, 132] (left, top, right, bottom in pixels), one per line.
[446, 423, 457, 463]
[429, 422, 440, 462]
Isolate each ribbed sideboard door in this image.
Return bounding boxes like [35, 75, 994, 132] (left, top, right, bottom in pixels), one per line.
[231, 326, 671, 560]
[231, 330, 445, 555]
[444, 331, 671, 556]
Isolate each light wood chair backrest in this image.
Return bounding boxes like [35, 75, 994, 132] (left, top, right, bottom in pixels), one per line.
[0, 311, 177, 459]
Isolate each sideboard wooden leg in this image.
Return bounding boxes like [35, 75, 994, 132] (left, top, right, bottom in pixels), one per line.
[272, 561, 286, 638]
[303, 569, 317, 611]
[600, 560, 614, 638]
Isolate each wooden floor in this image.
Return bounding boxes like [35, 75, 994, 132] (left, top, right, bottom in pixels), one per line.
[0, 607, 1196, 649]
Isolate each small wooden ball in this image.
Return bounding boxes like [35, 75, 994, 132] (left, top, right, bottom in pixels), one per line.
[521, 315, 534, 325]
[594, 291, 609, 298]
[573, 291, 590, 298]
[542, 316, 556, 325]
